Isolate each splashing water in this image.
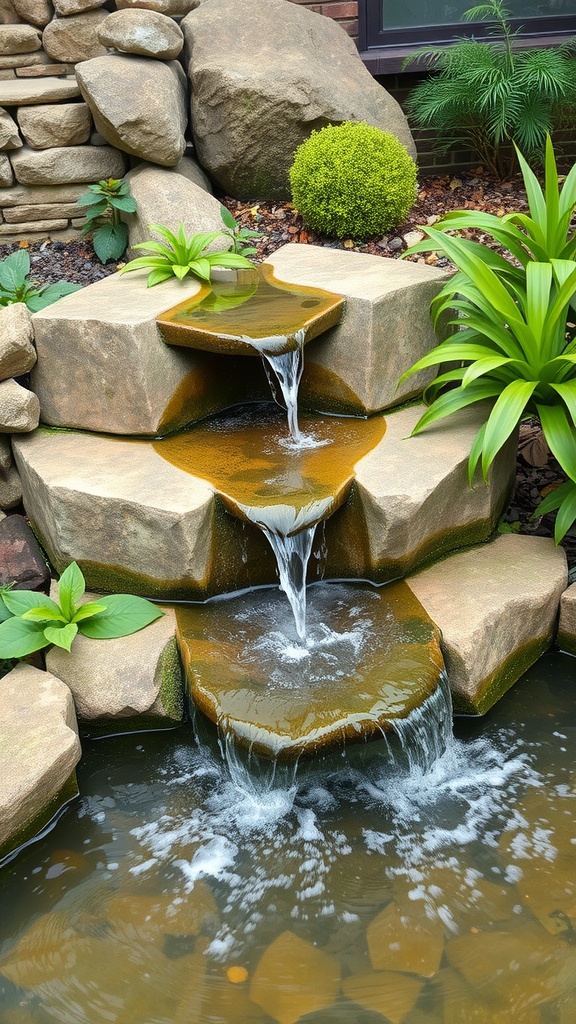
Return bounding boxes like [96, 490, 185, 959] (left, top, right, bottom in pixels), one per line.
[259, 525, 316, 642]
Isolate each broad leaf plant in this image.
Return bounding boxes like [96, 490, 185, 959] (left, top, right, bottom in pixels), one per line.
[118, 222, 255, 288]
[0, 562, 163, 659]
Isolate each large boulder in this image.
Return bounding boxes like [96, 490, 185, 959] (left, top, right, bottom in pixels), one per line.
[17, 101, 92, 149]
[181, 0, 416, 200]
[12, 0, 54, 27]
[76, 53, 187, 166]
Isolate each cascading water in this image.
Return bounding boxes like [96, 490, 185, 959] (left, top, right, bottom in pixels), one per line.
[259, 328, 305, 444]
[257, 524, 315, 641]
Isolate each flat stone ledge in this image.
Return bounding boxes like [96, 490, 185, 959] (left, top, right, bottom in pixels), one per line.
[0, 664, 81, 862]
[46, 599, 184, 728]
[407, 534, 568, 714]
[558, 581, 576, 656]
[265, 244, 452, 415]
[0, 74, 80, 104]
[323, 403, 517, 583]
[30, 267, 270, 436]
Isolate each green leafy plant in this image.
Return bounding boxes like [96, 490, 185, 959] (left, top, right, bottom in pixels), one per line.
[76, 177, 136, 264]
[404, 1, 576, 178]
[0, 250, 80, 312]
[219, 204, 263, 256]
[118, 222, 254, 287]
[288, 121, 418, 240]
[0, 562, 163, 659]
[400, 136, 576, 541]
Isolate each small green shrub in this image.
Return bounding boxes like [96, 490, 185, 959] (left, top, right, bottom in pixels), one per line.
[289, 121, 418, 240]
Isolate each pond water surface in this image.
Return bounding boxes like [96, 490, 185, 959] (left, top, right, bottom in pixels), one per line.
[0, 650, 574, 1024]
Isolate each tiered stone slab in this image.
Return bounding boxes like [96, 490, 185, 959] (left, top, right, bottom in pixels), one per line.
[30, 267, 271, 436]
[12, 404, 515, 599]
[265, 244, 452, 414]
[408, 534, 568, 714]
[558, 581, 576, 655]
[176, 580, 444, 758]
[29, 245, 450, 435]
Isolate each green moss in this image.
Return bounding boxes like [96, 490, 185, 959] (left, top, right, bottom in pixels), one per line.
[158, 637, 184, 721]
[289, 121, 418, 240]
[556, 631, 576, 657]
[452, 633, 555, 716]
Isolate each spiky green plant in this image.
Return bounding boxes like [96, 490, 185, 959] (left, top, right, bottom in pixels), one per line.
[118, 223, 254, 287]
[404, 1, 576, 177]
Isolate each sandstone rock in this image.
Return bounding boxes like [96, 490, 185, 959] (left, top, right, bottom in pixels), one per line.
[0, 460, 21, 507]
[42, 10, 110, 63]
[266, 244, 451, 415]
[53, 0, 106, 12]
[181, 0, 415, 199]
[76, 54, 187, 166]
[124, 162, 222, 251]
[323, 404, 517, 583]
[10, 143, 126, 184]
[0, 151, 12, 183]
[366, 901, 444, 978]
[18, 102, 91, 149]
[172, 152, 212, 192]
[0, 378, 39, 431]
[0, 665, 81, 861]
[98, 8, 184, 59]
[3, 201, 81, 221]
[407, 534, 568, 714]
[179, 580, 444, 757]
[0, 181, 86, 204]
[29, 267, 268, 435]
[117, 0, 201, 11]
[0, 434, 10, 469]
[0, 1, 22, 24]
[12, 0, 54, 27]
[16, 63, 74, 77]
[0, 302, 36, 379]
[0, 104, 20, 148]
[250, 932, 341, 1024]
[0, 513, 51, 590]
[342, 972, 423, 1024]
[0, 24, 41, 55]
[46, 601, 184, 725]
[0, 218, 69, 235]
[0, 75, 80, 104]
[0, 50, 47, 68]
[558, 581, 576, 656]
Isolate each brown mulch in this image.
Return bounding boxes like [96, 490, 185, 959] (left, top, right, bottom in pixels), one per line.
[1, 167, 574, 572]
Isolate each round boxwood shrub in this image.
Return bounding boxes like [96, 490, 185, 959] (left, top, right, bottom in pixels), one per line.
[289, 121, 418, 240]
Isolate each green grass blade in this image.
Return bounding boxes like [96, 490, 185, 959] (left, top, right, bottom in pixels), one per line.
[553, 485, 576, 543]
[411, 381, 502, 435]
[461, 356, 514, 387]
[481, 379, 537, 478]
[538, 402, 576, 480]
[515, 143, 547, 235]
[468, 422, 487, 485]
[549, 380, 576, 426]
[146, 268, 174, 287]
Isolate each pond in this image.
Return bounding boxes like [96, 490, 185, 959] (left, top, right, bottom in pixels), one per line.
[0, 649, 574, 1024]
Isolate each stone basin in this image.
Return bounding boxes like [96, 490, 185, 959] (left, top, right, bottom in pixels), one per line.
[156, 263, 345, 357]
[176, 580, 444, 759]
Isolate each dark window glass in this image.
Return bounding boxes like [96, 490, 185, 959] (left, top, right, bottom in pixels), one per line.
[382, 0, 575, 31]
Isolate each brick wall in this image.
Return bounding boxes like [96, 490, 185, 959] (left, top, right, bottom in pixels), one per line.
[287, 0, 358, 39]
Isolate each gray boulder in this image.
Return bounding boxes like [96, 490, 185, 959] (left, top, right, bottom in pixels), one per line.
[181, 0, 416, 199]
[98, 9, 184, 60]
[76, 53, 187, 166]
[42, 10, 110, 63]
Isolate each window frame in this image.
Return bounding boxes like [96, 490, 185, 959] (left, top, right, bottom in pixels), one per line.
[358, 2, 576, 71]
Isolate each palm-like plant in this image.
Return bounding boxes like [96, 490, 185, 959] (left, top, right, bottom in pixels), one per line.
[118, 223, 254, 287]
[404, 1, 576, 178]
